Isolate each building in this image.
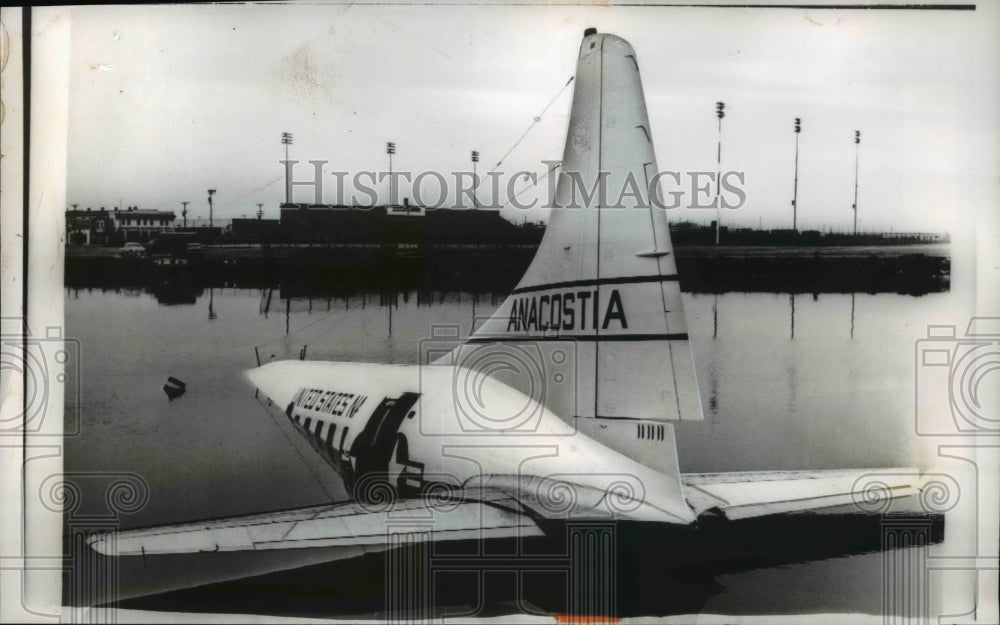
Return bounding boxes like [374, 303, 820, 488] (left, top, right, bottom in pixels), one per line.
[183, 217, 233, 230]
[230, 218, 280, 243]
[65, 208, 114, 245]
[109, 208, 177, 243]
[278, 203, 543, 245]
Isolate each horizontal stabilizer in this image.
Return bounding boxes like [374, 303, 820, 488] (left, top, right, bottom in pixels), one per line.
[682, 468, 920, 520]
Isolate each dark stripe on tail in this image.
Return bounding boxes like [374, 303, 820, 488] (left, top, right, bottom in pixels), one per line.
[466, 333, 688, 343]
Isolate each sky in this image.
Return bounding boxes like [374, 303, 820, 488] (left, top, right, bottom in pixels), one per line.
[65, 2, 997, 234]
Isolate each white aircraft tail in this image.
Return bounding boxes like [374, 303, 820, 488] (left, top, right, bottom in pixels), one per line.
[453, 29, 703, 433]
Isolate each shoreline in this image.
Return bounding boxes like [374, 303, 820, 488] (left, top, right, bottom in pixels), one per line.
[64, 243, 949, 297]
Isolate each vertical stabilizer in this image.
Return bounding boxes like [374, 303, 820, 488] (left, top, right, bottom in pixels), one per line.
[456, 30, 703, 426]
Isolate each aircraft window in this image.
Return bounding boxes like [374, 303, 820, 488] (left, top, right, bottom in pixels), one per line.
[304, 417, 312, 431]
[340, 426, 349, 451]
[294, 414, 301, 423]
[326, 424, 337, 449]
[407, 411, 415, 419]
[314, 419, 324, 438]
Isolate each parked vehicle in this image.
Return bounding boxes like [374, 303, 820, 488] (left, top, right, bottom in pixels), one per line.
[146, 232, 198, 256]
[117, 242, 146, 258]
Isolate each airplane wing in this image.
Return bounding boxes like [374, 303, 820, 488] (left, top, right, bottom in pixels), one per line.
[681, 468, 920, 520]
[88, 469, 923, 556]
[88, 490, 542, 557]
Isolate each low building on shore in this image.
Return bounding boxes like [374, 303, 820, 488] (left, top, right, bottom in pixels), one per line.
[230, 218, 280, 243]
[277, 202, 543, 246]
[66, 208, 113, 245]
[109, 208, 176, 243]
[66, 206, 177, 244]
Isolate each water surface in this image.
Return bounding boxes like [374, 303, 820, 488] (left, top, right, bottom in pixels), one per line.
[64, 282, 962, 617]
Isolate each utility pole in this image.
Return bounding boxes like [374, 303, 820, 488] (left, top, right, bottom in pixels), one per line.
[471, 150, 480, 209]
[714, 101, 725, 245]
[207, 189, 216, 228]
[386, 141, 396, 205]
[181, 201, 189, 228]
[852, 130, 861, 236]
[792, 117, 801, 232]
[257, 203, 264, 220]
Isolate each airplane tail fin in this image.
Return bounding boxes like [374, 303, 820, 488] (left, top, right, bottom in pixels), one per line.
[456, 30, 703, 430]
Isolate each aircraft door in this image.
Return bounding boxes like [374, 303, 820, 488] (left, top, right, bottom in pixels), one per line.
[351, 392, 420, 483]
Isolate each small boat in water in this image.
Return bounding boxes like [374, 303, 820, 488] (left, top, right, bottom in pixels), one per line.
[163, 376, 187, 400]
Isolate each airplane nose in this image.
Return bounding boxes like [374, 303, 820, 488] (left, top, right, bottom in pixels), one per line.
[245, 361, 301, 408]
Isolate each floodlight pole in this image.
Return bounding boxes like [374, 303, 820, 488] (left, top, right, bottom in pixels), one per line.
[852, 130, 861, 236]
[471, 150, 480, 209]
[207, 189, 216, 228]
[181, 201, 189, 228]
[281, 132, 294, 204]
[386, 142, 396, 205]
[792, 118, 801, 232]
[714, 101, 725, 245]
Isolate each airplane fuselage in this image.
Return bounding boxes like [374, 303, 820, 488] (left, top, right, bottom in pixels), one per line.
[249, 360, 696, 524]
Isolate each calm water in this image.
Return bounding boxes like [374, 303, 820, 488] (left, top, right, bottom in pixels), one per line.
[64, 282, 966, 617]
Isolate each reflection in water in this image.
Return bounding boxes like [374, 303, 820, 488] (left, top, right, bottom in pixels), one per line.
[62, 281, 937, 375]
[712, 294, 718, 339]
[851, 292, 856, 339]
[790, 294, 796, 340]
[64, 244, 950, 303]
[208, 288, 217, 321]
[151, 279, 201, 305]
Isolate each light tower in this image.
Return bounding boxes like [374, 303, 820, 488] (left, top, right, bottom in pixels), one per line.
[852, 130, 861, 235]
[282, 132, 293, 204]
[471, 150, 480, 209]
[257, 203, 264, 220]
[207, 189, 216, 228]
[386, 141, 396, 205]
[181, 201, 189, 228]
[714, 101, 725, 245]
[792, 117, 801, 232]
